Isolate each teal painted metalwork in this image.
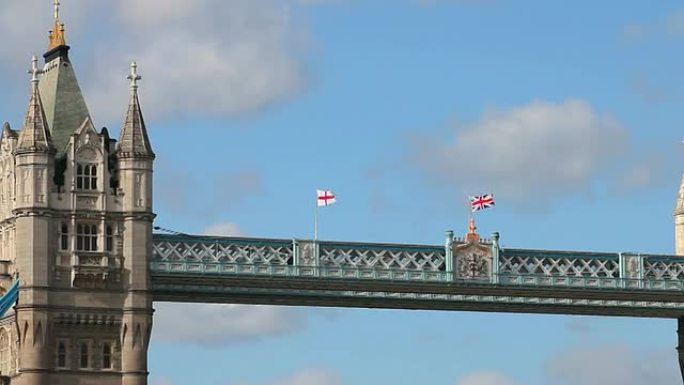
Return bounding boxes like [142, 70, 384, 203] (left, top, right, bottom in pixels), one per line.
[0, 280, 18, 317]
[150, 233, 684, 292]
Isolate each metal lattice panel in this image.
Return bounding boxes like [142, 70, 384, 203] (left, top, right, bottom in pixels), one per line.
[499, 249, 620, 278]
[644, 257, 684, 280]
[152, 235, 293, 266]
[318, 243, 445, 271]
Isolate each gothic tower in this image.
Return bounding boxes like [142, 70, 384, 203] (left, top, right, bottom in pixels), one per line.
[0, 3, 155, 384]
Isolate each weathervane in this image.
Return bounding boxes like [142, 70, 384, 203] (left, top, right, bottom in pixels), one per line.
[127, 61, 142, 91]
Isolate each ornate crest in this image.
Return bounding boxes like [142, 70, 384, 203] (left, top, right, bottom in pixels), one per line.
[459, 252, 489, 279]
[453, 218, 493, 280]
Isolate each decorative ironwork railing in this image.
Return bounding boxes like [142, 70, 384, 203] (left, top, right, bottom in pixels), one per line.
[644, 256, 684, 280]
[152, 235, 294, 265]
[318, 242, 445, 271]
[150, 234, 684, 291]
[498, 249, 620, 278]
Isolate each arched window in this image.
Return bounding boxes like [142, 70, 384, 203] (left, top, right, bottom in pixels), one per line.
[76, 163, 97, 190]
[79, 341, 89, 368]
[105, 226, 114, 252]
[60, 223, 69, 250]
[76, 224, 98, 251]
[102, 342, 112, 369]
[56, 340, 67, 368]
[0, 329, 9, 375]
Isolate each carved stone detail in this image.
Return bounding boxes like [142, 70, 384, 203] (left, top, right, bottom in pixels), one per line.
[299, 242, 316, 266]
[76, 196, 98, 210]
[453, 240, 492, 280]
[459, 252, 489, 279]
[624, 255, 640, 279]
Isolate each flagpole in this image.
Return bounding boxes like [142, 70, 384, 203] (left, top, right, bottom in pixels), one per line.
[466, 194, 471, 233]
[314, 198, 319, 243]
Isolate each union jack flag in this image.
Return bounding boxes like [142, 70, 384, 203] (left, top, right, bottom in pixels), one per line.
[469, 194, 495, 212]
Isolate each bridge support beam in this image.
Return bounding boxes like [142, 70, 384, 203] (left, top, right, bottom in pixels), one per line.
[678, 318, 684, 383]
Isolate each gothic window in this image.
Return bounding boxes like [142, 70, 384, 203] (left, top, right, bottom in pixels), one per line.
[76, 164, 97, 190]
[0, 329, 8, 375]
[102, 342, 112, 369]
[60, 223, 69, 251]
[105, 226, 114, 252]
[56, 340, 67, 369]
[76, 224, 98, 251]
[79, 341, 89, 369]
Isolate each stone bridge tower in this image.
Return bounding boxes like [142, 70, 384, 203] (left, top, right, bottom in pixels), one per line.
[0, 4, 155, 385]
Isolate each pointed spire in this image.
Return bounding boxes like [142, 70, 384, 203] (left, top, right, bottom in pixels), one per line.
[48, 0, 66, 51]
[16, 56, 53, 154]
[118, 62, 154, 159]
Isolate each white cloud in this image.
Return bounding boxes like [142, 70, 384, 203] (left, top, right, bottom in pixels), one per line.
[410, 99, 628, 206]
[0, 0, 312, 125]
[543, 343, 679, 385]
[456, 371, 520, 385]
[204, 222, 246, 237]
[152, 303, 306, 346]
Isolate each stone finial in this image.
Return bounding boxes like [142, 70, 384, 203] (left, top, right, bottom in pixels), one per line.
[28, 56, 44, 86]
[127, 61, 142, 91]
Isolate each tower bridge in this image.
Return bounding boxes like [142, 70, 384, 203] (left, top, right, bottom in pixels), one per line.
[1, 3, 684, 385]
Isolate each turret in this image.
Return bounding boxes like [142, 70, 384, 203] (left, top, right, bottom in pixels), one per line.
[13, 55, 55, 385]
[116, 61, 155, 385]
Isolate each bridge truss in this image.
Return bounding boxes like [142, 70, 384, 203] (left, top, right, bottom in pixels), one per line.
[149, 232, 684, 318]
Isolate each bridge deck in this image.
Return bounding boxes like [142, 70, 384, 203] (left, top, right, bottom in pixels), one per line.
[150, 234, 684, 318]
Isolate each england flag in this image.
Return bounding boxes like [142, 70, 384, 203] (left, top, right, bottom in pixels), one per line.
[317, 190, 337, 207]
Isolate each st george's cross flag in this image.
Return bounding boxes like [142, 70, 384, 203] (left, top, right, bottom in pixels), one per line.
[317, 190, 337, 207]
[469, 194, 495, 212]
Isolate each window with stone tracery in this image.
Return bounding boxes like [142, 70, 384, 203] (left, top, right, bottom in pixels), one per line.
[0, 329, 9, 375]
[105, 225, 114, 252]
[79, 341, 90, 369]
[76, 224, 98, 251]
[60, 223, 69, 251]
[76, 163, 97, 190]
[56, 340, 68, 369]
[102, 342, 112, 369]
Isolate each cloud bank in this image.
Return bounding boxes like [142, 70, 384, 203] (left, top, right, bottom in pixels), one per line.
[0, 0, 313, 124]
[410, 99, 629, 207]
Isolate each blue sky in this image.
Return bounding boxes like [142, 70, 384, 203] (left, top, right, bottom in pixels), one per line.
[2, 0, 684, 384]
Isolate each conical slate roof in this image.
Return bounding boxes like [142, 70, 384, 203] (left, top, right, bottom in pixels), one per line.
[118, 63, 154, 159]
[17, 68, 53, 154]
[38, 46, 90, 156]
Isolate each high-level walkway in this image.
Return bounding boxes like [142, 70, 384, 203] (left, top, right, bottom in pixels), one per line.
[150, 232, 684, 318]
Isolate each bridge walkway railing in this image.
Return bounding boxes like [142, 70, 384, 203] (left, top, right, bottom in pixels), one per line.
[150, 233, 684, 292]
